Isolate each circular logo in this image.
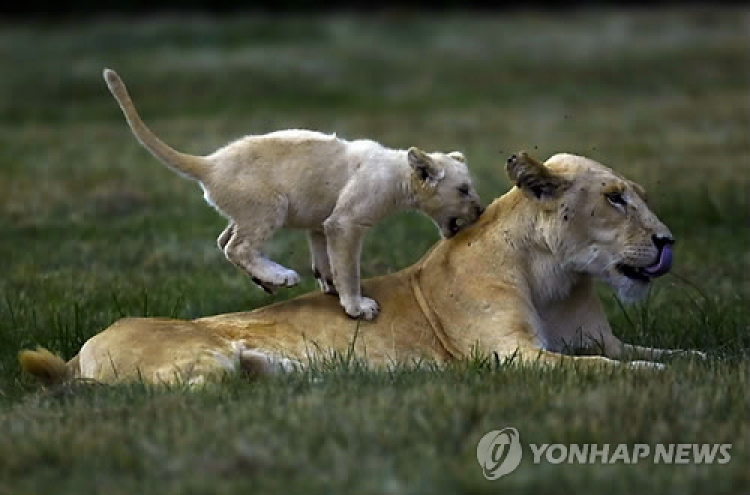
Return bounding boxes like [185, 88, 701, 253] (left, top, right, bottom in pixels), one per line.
[476, 427, 523, 479]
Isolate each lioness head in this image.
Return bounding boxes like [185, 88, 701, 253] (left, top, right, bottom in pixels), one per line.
[407, 147, 484, 238]
[507, 152, 674, 301]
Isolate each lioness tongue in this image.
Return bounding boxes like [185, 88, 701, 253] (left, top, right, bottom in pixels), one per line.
[642, 245, 673, 277]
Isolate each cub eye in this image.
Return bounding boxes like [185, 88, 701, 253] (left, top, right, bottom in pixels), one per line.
[605, 191, 627, 207]
[457, 184, 470, 196]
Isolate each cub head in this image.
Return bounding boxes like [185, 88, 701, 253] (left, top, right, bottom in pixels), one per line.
[507, 151, 674, 301]
[408, 147, 484, 238]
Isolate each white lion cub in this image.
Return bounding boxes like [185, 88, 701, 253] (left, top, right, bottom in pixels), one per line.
[103, 69, 483, 320]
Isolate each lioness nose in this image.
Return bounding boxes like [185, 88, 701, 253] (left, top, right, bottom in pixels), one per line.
[652, 234, 674, 249]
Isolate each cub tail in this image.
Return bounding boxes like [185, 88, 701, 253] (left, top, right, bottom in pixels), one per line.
[103, 68, 210, 181]
[18, 347, 73, 386]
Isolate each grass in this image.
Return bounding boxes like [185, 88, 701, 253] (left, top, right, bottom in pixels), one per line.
[0, 8, 748, 494]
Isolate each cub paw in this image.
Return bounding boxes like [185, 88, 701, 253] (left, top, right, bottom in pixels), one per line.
[250, 268, 300, 294]
[317, 278, 338, 295]
[313, 268, 338, 295]
[342, 297, 380, 321]
[275, 268, 301, 288]
[250, 276, 277, 295]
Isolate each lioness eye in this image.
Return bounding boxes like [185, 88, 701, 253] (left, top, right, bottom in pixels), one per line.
[458, 184, 470, 196]
[605, 191, 627, 207]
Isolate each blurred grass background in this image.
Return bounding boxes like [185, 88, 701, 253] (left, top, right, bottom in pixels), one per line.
[0, 8, 748, 494]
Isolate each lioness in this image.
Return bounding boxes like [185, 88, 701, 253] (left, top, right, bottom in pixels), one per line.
[19, 152, 705, 386]
[102, 69, 483, 320]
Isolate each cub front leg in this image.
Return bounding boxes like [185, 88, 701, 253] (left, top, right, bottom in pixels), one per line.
[307, 229, 337, 295]
[323, 216, 378, 320]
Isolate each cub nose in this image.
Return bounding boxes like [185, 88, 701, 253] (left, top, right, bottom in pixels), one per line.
[652, 234, 674, 249]
[475, 205, 485, 217]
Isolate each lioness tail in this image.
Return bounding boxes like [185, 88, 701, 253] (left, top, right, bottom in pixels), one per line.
[103, 68, 209, 181]
[18, 347, 72, 385]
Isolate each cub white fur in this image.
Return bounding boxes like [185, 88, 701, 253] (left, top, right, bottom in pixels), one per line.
[103, 69, 483, 320]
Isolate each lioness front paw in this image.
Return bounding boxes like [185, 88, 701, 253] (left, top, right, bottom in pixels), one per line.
[342, 296, 379, 320]
[627, 360, 666, 370]
[674, 349, 708, 360]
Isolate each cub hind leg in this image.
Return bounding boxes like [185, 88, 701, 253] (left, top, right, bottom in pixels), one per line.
[221, 200, 300, 293]
[217, 222, 235, 251]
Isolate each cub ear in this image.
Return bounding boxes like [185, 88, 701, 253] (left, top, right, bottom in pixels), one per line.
[408, 147, 445, 185]
[447, 151, 466, 163]
[505, 151, 569, 200]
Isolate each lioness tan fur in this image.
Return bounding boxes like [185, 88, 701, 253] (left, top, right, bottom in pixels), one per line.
[19, 152, 705, 386]
[102, 69, 483, 320]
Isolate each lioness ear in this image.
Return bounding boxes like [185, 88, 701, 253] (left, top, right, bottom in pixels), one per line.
[408, 147, 445, 185]
[506, 151, 569, 200]
[448, 151, 466, 163]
